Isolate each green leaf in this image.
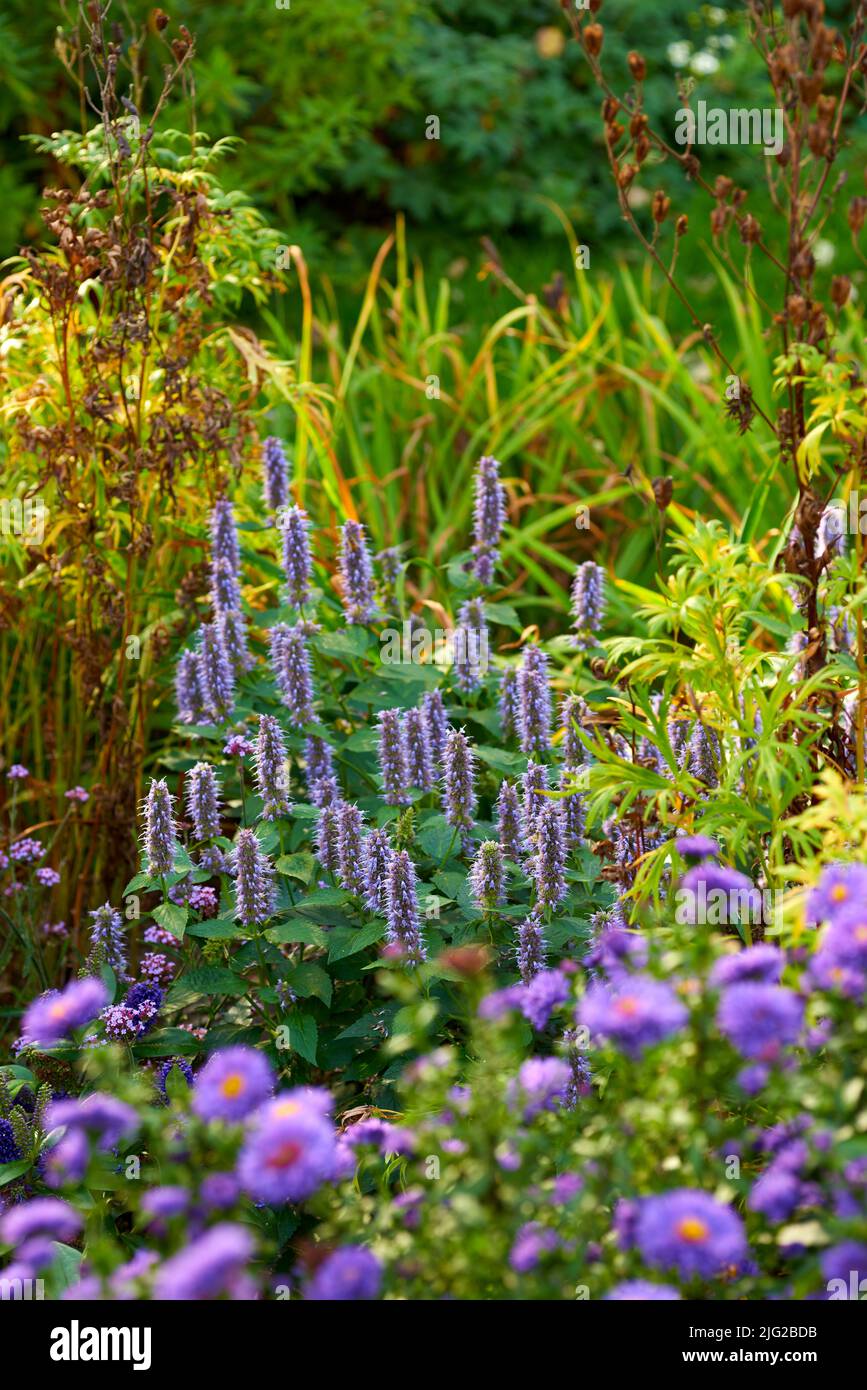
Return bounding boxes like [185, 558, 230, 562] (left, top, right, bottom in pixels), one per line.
[417, 813, 456, 860]
[282, 1013, 318, 1064]
[313, 628, 372, 660]
[185, 917, 246, 940]
[45, 1242, 83, 1298]
[265, 919, 328, 949]
[327, 919, 386, 963]
[167, 966, 246, 1000]
[286, 961, 332, 1005]
[275, 851, 316, 884]
[0, 1159, 31, 1187]
[152, 901, 188, 941]
[474, 745, 528, 775]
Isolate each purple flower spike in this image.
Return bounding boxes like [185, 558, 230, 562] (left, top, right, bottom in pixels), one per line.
[186, 762, 222, 841]
[471, 454, 507, 585]
[217, 608, 253, 678]
[337, 802, 366, 896]
[522, 760, 548, 847]
[498, 668, 519, 740]
[270, 623, 314, 723]
[571, 561, 605, 649]
[403, 707, 434, 791]
[560, 766, 585, 849]
[495, 780, 524, 862]
[421, 689, 449, 764]
[305, 736, 334, 794]
[516, 909, 547, 983]
[469, 840, 505, 911]
[280, 504, 312, 606]
[262, 436, 290, 512]
[88, 903, 129, 980]
[198, 623, 235, 723]
[210, 498, 242, 612]
[254, 715, 291, 821]
[385, 850, 426, 965]
[688, 720, 720, 788]
[143, 778, 178, 876]
[377, 708, 410, 806]
[376, 547, 402, 611]
[559, 693, 587, 765]
[176, 648, 207, 725]
[453, 598, 488, 693]
[315, 803, 340, 872]
[442, 728, 476, 852]
[517, 646, 551, 754]
[232, 828, 276, 926]
[530, 802, 567, 909]
[339, 519, 378, 625]
[362, 827, 391, 913]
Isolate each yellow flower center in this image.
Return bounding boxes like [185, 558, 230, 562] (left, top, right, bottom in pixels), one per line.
[220, 1073, 245, 1099]
[855, 926, 867, 942]
[272, 1100, 300, 1118]
[615, 996, 639, 1017]
[831, 884, 848, 903]
[677, 1217, 710, 1244]
[49, 1002, 68, 1020]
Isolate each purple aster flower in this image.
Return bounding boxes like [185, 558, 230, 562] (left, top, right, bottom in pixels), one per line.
[254, 714, 291, 820]
[385, 850, 426, 965]
[509, 1222, 559, 1273]
[495, 779, 523, 861]
[807, 862, 867, 924]
[635, 1190, 747, 1279]
[442, 728, 476, 850]
[46, 1093, 138, 1146]
[709, 943, 784, 989]
[737, 1063, 770, 1096]
[498, 667, 519, 740]
[478, 983, 525, 1021]
[141, 1186, 190, 1227]
[237, 1102, 337, 1205]
[142, 777, 177, 877]
[377, 708, 410, 806]
[403, 707, 434, 791]
[154, 1223, 255, 1301]
[278, 503, 312, 605]
[175, 648, 207, 725]
[605, 1281, 682, 1301]
[717, 983, 803, 1061]
[453, 598, 488, 693]
[270, 623, 314, 723]
[339, 519, 378, 624]
[470, 454, 507, 585]
[522, 968, 569, 1030]
[675, 834, 720, 862]
[512, 1056, 571, 1121]
[192, 1046, 274, 1123]
[186, 762, 222, 841]
[336, 802, 366, 895]
[315, 803, 339, 872]
[820, 904, 867, 971]
[217, 608, 252, 678]
[571, 561, 605, 648]
[362, 827, 391, 913]
[199, 1173, 240, 1211]
[517, 645, 551, 754]
[530, 802, 567, 909]
[375, 546, 402, 610]
[262, 436, 290, 512]
[516, 909, 547, 984]
[421, 688, 449, 764]
[820, 1242, 867, 1288]
[677, 863, 763, 928]
[306, 1246, 382, 1302]
[748, 1167, 801, 1222]
[578, 975, 688, 1057]
[23, 976, 108, 1044]
[469, 840, 505, 911]
[0, 1198, 82, 1248]
[197, 622, 235, 723]
[231, 829, 276, 926]
[87, 903, 128, 979]
[210, 498, 242, 612]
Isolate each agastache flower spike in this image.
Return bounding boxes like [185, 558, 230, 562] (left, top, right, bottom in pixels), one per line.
[144, 779, 178, 877]
[336, 803, 366, 896]
[469, 841, 505, 911]
[270, 624, 315, 723]
[385, 850, 426, 965]
[378, 708, 410, 806]
[571, 561, 605, 649]
[495, 780, 524, 861]
[305, 736, 334, 794]
[522, 761, 548, 846]
[280, 505, 312, 607]
[363, 828, 391, 913]
[517, 645, 551, 754]
[560, 766, 585, 850]
[421, 689, 449, 764]
[688, 721, 720, 788]
[559, 694, 587, 765]
[198, 623, 235, 723]
[310, 773, 339, 810]
[87, 904, 129, 981]
[376, 547, 402, 611]
[315, 803, 339, 872]
[186, 763, 222, 841]
[339, 519, 378, 624]
[498, 668, 519, 740]
[453, 598, 488, 693]
[471, 454, 507, 586]
[255, 715, 292, 820]
[232, 829, 276, 926]
[217, 609, 253, 678]
[262, 436, 290, 513]
[176, 649, 206, 725]
[210, 498, 242, 612]
[442, 728, 476, 851]
[403, 708, 434, 791]
[530, 802, 567, 910]
[516, 909, 547, 984]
